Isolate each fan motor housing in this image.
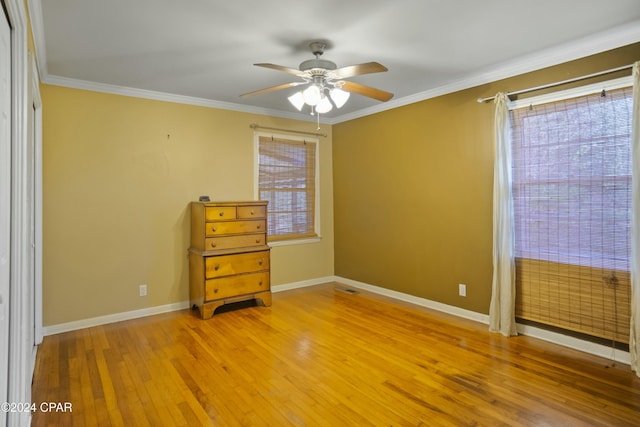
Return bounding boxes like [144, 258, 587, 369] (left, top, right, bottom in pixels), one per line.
[299, 58, 337, 72]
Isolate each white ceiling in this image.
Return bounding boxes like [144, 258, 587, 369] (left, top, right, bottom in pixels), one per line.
[30, 0, 640, 123]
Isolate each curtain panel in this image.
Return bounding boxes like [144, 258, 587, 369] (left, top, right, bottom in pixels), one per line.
[489, 92, 518, 336]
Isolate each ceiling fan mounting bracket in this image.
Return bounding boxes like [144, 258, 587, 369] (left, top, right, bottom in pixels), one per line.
[309, 41, 327, 57]
[299, 41, 337, 73]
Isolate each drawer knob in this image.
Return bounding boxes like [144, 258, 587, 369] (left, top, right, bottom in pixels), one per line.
[256, 238, 260, 243]
[258, 280, 263, 286]
[214, 288, 219, 293]
[219, 211, 224, 216]
[211, 242, 217, 248]
[250, 210, 255, 215]
[257, 224, 261, 229]
[258, 259, 263, 266]
[212, 226, 217, 232]
[214, 264, 220, 271]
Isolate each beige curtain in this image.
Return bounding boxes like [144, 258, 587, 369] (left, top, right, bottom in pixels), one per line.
[489, 93, 518, 336]
[630, 61, 640, 377]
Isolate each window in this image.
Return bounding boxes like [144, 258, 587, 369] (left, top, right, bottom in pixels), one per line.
[255, 133, 319, 242]
[510, 80, 633, 343]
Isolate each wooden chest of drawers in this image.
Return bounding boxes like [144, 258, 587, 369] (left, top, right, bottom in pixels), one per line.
[189, 201, 271, 319]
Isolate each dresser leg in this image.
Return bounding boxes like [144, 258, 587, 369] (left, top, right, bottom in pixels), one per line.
[255, 291, 272, 307]
[198, 302, 222, 319]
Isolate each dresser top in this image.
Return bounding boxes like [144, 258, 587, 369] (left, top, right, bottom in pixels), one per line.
[192, 200, 267, 207]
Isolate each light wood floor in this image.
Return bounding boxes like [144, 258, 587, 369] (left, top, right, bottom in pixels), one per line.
[32, 283, 640, 426]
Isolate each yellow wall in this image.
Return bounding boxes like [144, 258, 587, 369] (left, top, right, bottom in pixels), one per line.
[41, 86, 334, 325]
[333, 43, 639, 314]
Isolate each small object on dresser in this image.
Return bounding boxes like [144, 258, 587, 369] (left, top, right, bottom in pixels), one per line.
[199, 195, 210, 202]
[188, 200, 271, 319]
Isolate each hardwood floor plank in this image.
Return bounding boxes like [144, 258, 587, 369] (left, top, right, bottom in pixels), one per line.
[32, 283, 640, 426]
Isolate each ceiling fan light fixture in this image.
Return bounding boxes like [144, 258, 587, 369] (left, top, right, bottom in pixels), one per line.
[242, 41, 392, 117]
[302, 84, 321, 106]
[315, 95, 333, 114]
[288, 91, 305, 111]
[329, 88, 350, 108]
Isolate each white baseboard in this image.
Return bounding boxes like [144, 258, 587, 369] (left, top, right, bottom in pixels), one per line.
[40, 276, 632, 366]
[42, 301, 190, 336]
[330, 276, 630, 366]
[271, 276, 336, 293]
[41, 277, 335, 336]
[516, 323, 630, 365]
[332, 276, 490, 324]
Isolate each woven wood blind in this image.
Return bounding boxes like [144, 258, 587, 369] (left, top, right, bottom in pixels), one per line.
[258, 136, 317, 241]
[511, 86, 633, 343]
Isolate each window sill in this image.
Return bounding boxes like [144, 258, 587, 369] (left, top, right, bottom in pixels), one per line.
[268, 237, 322, 247]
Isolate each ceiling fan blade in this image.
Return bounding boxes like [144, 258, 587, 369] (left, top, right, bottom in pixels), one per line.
[254, 63, 307, 77]
[240, 81, 306, 98]
[330, 62, 388, 79]
[340, 81, 394, 102]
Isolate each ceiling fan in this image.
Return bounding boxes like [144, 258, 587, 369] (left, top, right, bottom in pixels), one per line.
[240, 41, 393, 115]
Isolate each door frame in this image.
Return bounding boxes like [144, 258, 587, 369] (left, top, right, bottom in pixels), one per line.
[3, 1, 34, 426]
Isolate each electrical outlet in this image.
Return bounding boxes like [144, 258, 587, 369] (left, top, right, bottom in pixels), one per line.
[458, 283, 467, 297]
[139, 284, 148, 297]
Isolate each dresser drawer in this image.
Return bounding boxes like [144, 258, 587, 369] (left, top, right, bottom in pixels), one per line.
[205, 271, 269, 301]
[204, 250, 269, 279]
[205, 206, 237, 221]
[204, 233, 266, 251]
[205, 220, 265, 236]
[237, 205, 266, 219]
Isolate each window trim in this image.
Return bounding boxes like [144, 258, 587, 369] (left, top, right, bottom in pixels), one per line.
[253, 131, 321, 245]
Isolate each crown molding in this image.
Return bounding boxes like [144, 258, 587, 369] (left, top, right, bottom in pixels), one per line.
[329, 19, 640, 124]
[42, 74, 321, 123]
[29, 1, 639, 126]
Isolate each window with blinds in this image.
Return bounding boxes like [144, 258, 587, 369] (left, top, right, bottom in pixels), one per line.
[257, 135, 318, 241]
[511, 85, 633, 344]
